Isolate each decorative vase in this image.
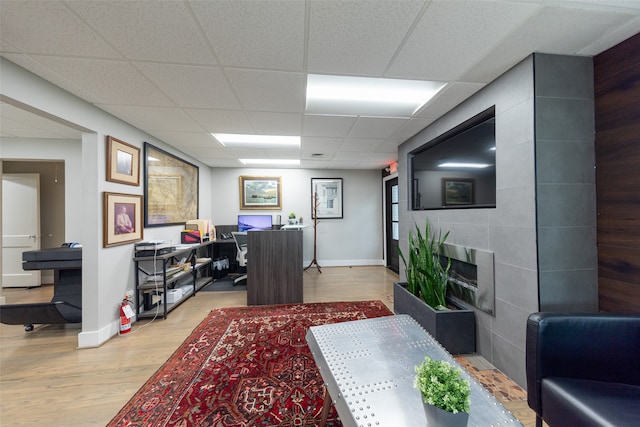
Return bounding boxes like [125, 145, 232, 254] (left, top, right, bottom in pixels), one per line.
[423, 401, 469, 427]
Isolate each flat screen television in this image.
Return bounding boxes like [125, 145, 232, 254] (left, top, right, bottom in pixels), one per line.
[409, 106, 496, 210]
[238, 214, 273, 232]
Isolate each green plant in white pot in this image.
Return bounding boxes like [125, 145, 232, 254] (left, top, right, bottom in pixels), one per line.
[399, 217, 451, 310]
[415, 356, 470, 426]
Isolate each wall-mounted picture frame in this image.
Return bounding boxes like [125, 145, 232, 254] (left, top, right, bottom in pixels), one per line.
[311, 178, 343, 219]
[106, 136, 140, 186]
[239, 176, 282, 210]
[144, 143, 199, 226]
[442, 178, 474, 206]
[103, 192, 143, 247]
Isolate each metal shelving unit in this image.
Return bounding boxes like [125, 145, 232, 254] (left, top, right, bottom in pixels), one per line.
[133, 240, 215, 319]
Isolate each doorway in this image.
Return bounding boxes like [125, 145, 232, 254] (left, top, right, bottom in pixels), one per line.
[2, 173, 41, 287]
[385, 177, 399, 273]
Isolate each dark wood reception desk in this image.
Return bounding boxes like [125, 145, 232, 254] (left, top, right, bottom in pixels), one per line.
[247, 230, 303, 305]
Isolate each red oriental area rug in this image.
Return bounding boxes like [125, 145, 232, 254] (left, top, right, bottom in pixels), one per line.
[108, 300, 393, 427]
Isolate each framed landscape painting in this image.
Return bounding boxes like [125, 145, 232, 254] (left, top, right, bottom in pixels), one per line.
[442, 179, 474, 206]
[239, 176, 282, 210]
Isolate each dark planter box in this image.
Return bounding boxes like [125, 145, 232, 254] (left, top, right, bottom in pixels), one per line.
[393, 282, 476, 354]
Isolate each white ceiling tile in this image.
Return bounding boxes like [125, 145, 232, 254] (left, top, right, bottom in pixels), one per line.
[245, 112, 302, 135]
[388, 0, 540, 81]
[347, 117, 407, 139]
[308, 0, 425, 75]
[302, 137, 344, 153]
[67, 0, 217, 65]
[185, 109, 253, 133]
[461, 6, 639, 83]
[340, 138, 385, 152]
[0, 0, 120, 58]
[31, 56, 174, 106]
[111, 106, 202, 132]
[136, 63, 240, 109]
[146, 131, 222, 149]
[192, 0, 305, 70]
[303, 115, 356, 137]
[226, 69, 304, 112]
[3, 54, 109, 104]
[391, 118, 436, 140]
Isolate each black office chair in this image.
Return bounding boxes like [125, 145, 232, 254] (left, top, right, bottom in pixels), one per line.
[231, 232, 247, 286]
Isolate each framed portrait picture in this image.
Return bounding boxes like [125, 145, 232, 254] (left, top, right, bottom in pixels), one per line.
[103, 192, 143, 247]
[311, 178, 343, 219]
[442, 179, 474, 206]
[106, 136, 140, 186]
[239, 176, 282, 210]
[144, 143, 199, 226]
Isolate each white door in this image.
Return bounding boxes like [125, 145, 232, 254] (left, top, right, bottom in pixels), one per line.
[2, 173, 41, 288]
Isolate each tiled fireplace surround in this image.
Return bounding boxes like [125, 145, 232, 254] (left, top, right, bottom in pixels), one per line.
[398, 53, 598, 387]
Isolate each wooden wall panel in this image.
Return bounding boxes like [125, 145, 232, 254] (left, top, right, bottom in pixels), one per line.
[594, 32, 640, 313]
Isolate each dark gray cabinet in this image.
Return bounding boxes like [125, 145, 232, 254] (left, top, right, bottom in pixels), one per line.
[247, 230, 303, 305]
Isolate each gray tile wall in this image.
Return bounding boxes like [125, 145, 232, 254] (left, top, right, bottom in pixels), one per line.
[397, 54, 598, 388]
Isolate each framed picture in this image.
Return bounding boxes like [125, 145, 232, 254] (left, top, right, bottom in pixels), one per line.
[106, 136, 140, 186]
[103, 192, 143, 247]
[144, 143, 199, 226]
[311, 178, 343, 219]
[442, 179, 474, 206]
[239, 176, 282, 210]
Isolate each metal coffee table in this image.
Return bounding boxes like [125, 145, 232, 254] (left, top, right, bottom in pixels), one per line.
[306, 315, 523, 427]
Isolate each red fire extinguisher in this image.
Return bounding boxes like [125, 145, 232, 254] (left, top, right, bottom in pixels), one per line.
[119, 297, 132, 334]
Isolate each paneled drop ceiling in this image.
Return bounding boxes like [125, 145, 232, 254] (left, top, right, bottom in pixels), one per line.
[1, 0, 639, 169]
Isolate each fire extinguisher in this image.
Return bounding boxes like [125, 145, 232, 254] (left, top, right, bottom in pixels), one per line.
[119, 297, 132, 334]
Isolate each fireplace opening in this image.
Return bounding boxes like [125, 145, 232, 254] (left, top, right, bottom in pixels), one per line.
[439, 243, 495, 316]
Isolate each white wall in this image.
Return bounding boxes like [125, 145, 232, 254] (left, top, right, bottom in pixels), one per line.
[211, 168, 384, 266]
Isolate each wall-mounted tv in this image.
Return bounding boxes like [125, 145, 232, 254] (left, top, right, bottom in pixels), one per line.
[238, 214, 273, 232]
[409, 107, 496, 210]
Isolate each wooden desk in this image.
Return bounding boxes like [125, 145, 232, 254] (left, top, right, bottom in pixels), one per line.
[247, 230, 303, 305]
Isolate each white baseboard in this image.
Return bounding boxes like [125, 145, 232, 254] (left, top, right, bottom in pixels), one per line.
[303, 259, 385, 267]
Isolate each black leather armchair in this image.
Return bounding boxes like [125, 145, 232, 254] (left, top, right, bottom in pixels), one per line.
[526, 312, 640, 427]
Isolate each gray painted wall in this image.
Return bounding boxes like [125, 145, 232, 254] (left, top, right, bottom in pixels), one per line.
[398, 53, 597, 387]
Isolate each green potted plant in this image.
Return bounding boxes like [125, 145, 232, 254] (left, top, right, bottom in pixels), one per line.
[399, 217, 450, 310]
[414, 355, 470, 426]
[288, 212, 296, 225]
[394, 217, 476, 354]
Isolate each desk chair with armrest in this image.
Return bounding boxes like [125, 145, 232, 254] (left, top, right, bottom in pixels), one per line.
[231, 232, 247, 286]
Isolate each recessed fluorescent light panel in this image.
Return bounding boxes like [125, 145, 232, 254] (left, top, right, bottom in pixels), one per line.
[212, 133, 300, 148]
[240, 159, 300, 166]
[438, 162, 491, 168]
[306, 74, 445, 117]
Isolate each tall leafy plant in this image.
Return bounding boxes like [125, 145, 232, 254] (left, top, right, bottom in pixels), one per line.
[399, 218, 451, 310]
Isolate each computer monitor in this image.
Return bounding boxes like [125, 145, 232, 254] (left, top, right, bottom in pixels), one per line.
[237, 215, 272, 232]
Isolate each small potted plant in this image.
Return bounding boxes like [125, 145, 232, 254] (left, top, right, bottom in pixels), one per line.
[288, 212, 296, 225]
[414, 355, 470, 426]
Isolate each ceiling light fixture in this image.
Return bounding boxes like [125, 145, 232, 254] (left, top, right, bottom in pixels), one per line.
[239, 159, 300, 166]
[306, 74, 445, 117]
[212, 133, 300, 148]
[439, 162, 491, 168]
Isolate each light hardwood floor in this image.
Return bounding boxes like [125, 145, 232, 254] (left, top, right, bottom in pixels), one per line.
[0, 266, 535, 426]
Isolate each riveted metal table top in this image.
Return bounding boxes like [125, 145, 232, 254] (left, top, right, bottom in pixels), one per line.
[306, 314, 522, 427]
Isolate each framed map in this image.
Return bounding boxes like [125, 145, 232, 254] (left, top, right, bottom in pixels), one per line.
[144, 143, 198, 226]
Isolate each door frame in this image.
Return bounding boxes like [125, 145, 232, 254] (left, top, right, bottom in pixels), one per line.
[382, 173, 399, 272]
